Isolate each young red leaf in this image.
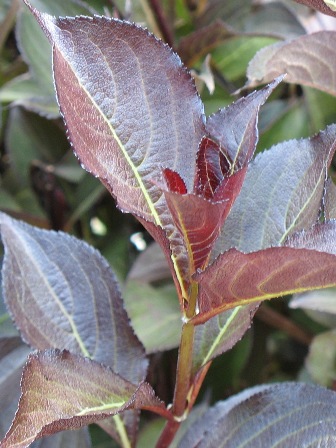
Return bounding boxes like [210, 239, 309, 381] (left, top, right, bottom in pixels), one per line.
[206, 76, 284, 173]
[163, 169, 187, 194]
[194, 137, 231, 199]
[195, 242, 336, 323]
[178, 382, 336, 447]
[164, 192, 231, 272]
[246, 32, 336, 96]
[0, 212, 147, 384]
[0, 350, 169, 448]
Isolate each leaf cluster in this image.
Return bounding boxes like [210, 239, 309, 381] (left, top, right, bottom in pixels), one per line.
[1, 1, 336, 447]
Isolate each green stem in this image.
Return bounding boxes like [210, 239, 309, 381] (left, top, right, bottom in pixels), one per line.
[172, 321, 195, 418]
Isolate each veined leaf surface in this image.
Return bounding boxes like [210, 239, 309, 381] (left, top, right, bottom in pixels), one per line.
[0, 350, 168, 448]
[195, 228, 336, 322]
[0, 212, 147, 384]
[246, 32, 336, 96]
[178, 382, 336, 447]
[25, 5, 205, 225]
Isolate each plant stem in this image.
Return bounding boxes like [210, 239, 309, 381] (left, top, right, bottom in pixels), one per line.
[172, 321, 195, 418]
[155, 419, 181, 448]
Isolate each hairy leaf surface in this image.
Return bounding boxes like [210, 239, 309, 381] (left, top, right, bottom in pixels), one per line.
[206, 77, 283, 172]
[0, 212, 147, 384]
[25, 5, 205, 224]
[213, 125, 336, 255]
[246, 32, 336, 96]
[196, 240, 336, 321]
[0, 350, 168, 448]
[178, 382, 336, 447]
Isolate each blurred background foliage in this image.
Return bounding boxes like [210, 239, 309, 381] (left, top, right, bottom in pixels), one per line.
[1, 0, 336, 446]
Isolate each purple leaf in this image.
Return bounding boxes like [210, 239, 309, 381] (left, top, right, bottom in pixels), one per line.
[178, 382, 336, 447]
[0, 350, 169, 448]
[0, 212, 147, 383]
[212, 125, 336, 256]
[324, 178, 336, 220]
[246, 32, 336, 96]
[206, 76, 284, 171]
[23, 4, 205, 226]
[0, 212, 148, 445]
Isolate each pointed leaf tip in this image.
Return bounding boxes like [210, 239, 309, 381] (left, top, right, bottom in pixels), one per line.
[0, 350, 169, 448]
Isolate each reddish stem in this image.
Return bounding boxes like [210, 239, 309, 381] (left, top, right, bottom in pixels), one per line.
[155, 419, 181, 448]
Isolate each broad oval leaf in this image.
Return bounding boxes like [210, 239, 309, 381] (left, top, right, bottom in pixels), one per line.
[212, 125, 336, 255]
[25, 4, 205, 226]
[0, 212, 147, 384]
[178, 382, 336, 447]
[246, 32, 336, 96]
[0, 350, 169, 448]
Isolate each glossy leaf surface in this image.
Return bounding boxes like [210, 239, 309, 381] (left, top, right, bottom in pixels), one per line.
[178, 382, 336, 447]
[0, 350, 168, 448]
[246, 32, 336, 96]
[0, 212, 147, 384]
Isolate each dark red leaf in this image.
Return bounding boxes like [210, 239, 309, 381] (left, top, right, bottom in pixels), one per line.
[164, 192, 230, 272]
[194, 137, 231, 199]
[163, 169, 187, 194]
